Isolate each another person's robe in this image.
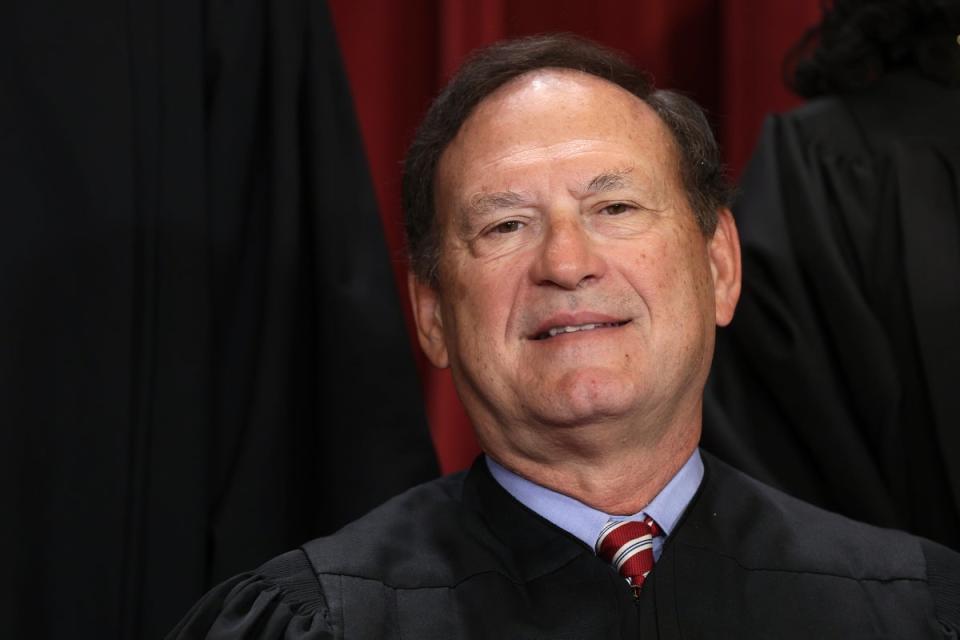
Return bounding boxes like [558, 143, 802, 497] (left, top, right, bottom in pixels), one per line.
[0, 1, 437, 636]
[704, 71, 960, 549]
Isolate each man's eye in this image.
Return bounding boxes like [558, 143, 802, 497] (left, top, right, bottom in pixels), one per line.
[491, 220, 523, 234]
[602, 203, 632, 215]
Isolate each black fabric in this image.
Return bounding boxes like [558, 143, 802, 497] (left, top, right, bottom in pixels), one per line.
[0, 1, 437, 637]
[923, 539, 960, 632]
[168, 452, 960, 638]
[703, 72, 960, 550]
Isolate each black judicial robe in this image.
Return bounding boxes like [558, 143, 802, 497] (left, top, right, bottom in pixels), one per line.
[704, 72, 960, 550]
[0, 1, 436, 637]
[168, 451, 960, 638]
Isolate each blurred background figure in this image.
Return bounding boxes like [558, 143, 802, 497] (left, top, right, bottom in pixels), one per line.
[0, 2, 437, 637]
[704, 0, 960, 550]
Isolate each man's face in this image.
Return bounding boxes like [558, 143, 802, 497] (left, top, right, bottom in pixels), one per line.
[411, 70, 739, 459]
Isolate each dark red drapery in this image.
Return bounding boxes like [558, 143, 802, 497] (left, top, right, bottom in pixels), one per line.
[329, 0, 821, 473]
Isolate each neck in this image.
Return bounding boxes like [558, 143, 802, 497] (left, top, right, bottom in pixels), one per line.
[481, 410, 701, 515]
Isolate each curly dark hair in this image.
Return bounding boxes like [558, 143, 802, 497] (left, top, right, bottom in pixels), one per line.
[402, 34, 733, 285]
[786, 0, 960, 97]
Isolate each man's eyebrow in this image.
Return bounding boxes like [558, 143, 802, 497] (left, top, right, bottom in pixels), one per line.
[465, 191, 531, 216]
[457, 191, 532, 236]
[582, 168, 636, 195]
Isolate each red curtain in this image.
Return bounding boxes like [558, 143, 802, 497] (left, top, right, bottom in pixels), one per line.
[329, 0, 821, 474]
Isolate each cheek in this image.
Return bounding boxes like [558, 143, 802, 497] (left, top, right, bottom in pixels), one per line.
[445, 265, 515, 338]
[621, 236, 679, 296]
[623, 232, 709, 316]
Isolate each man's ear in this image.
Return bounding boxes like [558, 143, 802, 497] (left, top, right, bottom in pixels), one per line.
[408, 271, 450, 369]
[708, 208, 741, 327]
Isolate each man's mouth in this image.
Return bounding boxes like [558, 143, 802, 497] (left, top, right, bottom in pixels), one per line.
[532, 320, 630, 340]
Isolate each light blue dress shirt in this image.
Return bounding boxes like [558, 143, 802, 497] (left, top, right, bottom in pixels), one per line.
[486, 449, 704, 560]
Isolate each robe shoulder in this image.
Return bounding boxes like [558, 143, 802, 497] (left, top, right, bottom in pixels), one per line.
[165, 548, 334, 639]
[166, 471, 473, 639]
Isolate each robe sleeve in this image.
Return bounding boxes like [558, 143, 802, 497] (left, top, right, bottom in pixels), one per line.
[167, 549, 335, 639]
[921, 538, 960, 634]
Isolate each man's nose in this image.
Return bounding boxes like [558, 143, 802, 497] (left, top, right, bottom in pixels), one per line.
[529, 214, 606, 290]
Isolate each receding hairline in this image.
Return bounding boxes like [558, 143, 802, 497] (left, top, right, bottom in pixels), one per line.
[455, 66, 657, 130]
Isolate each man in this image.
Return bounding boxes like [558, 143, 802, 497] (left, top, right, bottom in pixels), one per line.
[170, 35, 960, 638]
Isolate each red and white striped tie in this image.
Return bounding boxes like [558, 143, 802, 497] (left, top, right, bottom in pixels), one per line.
[595, 516, 661, 596]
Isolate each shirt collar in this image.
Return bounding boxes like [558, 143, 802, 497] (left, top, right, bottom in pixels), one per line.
[486, 449, 703, 550]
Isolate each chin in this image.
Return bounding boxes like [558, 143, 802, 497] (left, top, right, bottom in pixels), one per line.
[533, 369, 638, 426]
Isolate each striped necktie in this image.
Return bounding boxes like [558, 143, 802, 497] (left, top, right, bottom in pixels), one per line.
[595, 516, 661, 596]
